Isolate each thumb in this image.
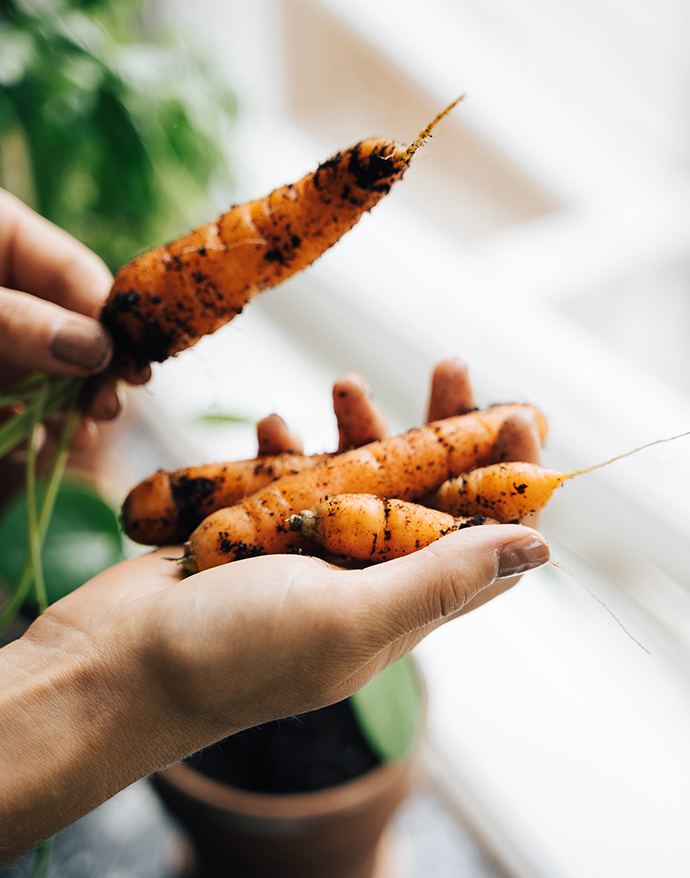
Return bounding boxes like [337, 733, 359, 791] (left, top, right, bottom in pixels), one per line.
[350, 524, 549, 642]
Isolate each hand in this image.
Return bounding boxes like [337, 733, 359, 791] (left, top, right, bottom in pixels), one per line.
[0, 517, 548, 864]
[0, 190, 149, 447]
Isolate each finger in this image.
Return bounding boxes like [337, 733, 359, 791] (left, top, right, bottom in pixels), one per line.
[256, 413, 304, 456]
[84, 373, 122, 422]
[0, 189, 112, 318]
[491, 409, 543, 465]
[425, 358, 476, 422]
[491, 409, 543, 528]
[332, 373, 387, 450]
[0, 288, 112, 376]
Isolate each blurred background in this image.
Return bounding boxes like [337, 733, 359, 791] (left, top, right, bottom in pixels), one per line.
[2, 0, 690, 875]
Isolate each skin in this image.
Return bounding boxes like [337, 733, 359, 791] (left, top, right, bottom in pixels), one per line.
[0, 197, 550, 865]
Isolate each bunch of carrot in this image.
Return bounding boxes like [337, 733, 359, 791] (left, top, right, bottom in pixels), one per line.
[123, 406, 689, 575]
[122, 401, 553, 569]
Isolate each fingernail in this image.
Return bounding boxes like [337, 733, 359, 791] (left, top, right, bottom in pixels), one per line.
[497, 536, 550, 579]
[51, 320, 112, 371]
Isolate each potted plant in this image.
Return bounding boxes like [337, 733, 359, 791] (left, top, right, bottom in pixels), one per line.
[152, 655, 427, 878]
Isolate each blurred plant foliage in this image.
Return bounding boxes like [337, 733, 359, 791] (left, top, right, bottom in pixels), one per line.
[0, 0, 236, 270]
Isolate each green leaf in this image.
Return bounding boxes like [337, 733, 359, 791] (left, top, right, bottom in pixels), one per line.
[0, 481, 124, 606]
[0, 25, 34, 85]
[0, 1, 236, 271]
[349, 656, 425, 763]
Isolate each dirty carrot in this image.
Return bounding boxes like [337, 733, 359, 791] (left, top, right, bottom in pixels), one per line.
[288, 493, 488, 562]
[100, 98, 464, 369]
[182, 402, 547, 572]
[121, 452, 330, 546]
[430, 432, 690, 522]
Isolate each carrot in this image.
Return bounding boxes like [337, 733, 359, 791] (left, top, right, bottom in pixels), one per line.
[431, 460, 567, 521]
[121, 452, 330, 546]
[430, 432, 690, 522]
[100, 98, 464, 369]
[288, 494, 488, 562]
[182, 402, 547, 572]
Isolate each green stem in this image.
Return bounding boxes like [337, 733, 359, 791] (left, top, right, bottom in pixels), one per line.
[0, 371, 47, 402]
[0, 403, 43, 459]
[0, 565, 35, 631]
[26, 417, 47, 613]
[38, 400, 81, 541]
[0, 379, 83, 629]
[0, 375, 82, 458]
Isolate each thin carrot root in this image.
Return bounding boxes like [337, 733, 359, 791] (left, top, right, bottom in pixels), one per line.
[431, 430, 690, 522]
[549, 560, 650, 654]
[562, 430, 690, 479]
[401, 95, 465, 162]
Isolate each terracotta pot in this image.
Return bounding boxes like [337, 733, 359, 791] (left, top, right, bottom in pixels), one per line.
[152, 660, 426, 878]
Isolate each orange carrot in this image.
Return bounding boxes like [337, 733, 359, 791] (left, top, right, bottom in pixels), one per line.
[121, 452, 330, 546]
[431, 433, 690, 522]
[100, 98, 464, 369]
[288, 493, 488, 562]
[182, 402, 547, 572]
[431, 460, 564, 521]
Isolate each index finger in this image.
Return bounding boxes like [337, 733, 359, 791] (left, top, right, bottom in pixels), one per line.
[0, 189, 113, 317]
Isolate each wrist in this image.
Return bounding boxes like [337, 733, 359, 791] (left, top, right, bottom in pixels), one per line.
[0, 612, 182, 864]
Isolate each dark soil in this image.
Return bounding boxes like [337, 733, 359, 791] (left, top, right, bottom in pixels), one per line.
[184, 699, 380, 794]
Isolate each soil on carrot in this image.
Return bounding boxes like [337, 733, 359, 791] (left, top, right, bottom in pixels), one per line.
[184, 699, 380, 794]
[171, 474, 218, 538]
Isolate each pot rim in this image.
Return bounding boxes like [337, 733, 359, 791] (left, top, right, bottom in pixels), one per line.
[157, 754, 415, 820]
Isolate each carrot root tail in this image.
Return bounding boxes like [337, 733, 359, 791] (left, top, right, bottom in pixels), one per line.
[401, 94, 465, 163]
